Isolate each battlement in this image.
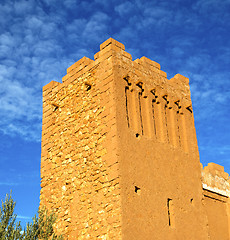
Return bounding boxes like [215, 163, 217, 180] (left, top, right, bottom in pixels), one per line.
[43, 39, 195, 153]
[46, 38, 190, 98]
[40, 38, 228, 240]
[202, 162, 230, 197]
[100, 38, 125, 51]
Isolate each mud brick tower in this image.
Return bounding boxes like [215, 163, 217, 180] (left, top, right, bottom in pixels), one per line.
[40, 38, 230, 240]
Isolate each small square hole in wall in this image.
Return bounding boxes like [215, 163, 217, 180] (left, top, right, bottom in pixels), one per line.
[135, 186, 141, 195]
[85, 83, 91, 91]
[136, 133, 140, 138]
[52, 104, 59, 112]
[186, 106, 193, 113]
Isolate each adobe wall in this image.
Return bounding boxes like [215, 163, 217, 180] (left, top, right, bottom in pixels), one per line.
[105, 40, 209, 239]
[202, 163, 230, 240]
[40, 38, 229, 239]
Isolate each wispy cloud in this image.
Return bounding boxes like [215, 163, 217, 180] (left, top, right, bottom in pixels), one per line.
[0, 0, 229, 150]
[200, 145, 230, 153]
[0, 182, 19, 186]
[115, 1, 136, 16]
[0, 1, 70, 141]
[193, 0, 230, 16]
[0, 170, 40, 187]
[17, 215, 32, 220]
[0, 0, 117, 141]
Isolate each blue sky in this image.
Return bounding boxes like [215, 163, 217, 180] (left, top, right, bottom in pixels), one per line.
[0, 0, 229, 226]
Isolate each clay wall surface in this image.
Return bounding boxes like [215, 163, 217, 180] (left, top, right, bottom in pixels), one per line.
[41, 38, 230, 239]
[105, 40, 209, 239]
[202, 163, 230, 240]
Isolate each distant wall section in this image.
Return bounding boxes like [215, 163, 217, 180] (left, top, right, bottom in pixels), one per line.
[202, 163, 230, 240]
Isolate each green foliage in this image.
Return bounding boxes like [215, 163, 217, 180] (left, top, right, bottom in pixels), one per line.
[0, 193, 63, 240]
[0, 193, 22, 239]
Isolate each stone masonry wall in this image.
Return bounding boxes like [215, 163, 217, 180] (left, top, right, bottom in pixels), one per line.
[40, 41, 124, 239]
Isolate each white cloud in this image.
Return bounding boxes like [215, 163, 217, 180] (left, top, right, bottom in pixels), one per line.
[115, 1, 135, 16]
[0, 57, 42, 141]
[27, 16, 43, 30]
[0, 33, 15, 47]
[200, 145, 230, 152]
[0, 182, 19, 186]
[0, 1, 111, 141]
[0, 0, 228, 145]
[17, 215, 32, 220]
[82, 12, 110, 42]
[14, 0, 36, 15]
[193, 0, 230, 13]
[63, 0, 80, 9]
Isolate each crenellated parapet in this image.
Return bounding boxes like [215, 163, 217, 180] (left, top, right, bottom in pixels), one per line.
[48, 38, 196, 155]
[202, 162, 230, 197]
[41, 38, 221, 240]
[116, 49, 196, 153]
